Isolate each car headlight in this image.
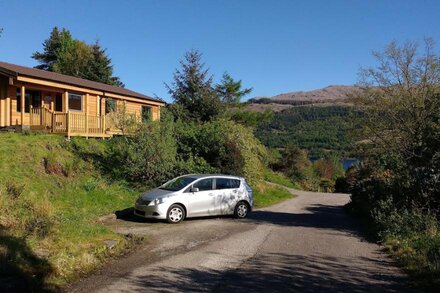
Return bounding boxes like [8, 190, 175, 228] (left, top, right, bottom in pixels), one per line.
[150, 198, 164, 206]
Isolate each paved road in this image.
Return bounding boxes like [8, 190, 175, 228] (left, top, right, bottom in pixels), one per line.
[68, 189, 409, 293]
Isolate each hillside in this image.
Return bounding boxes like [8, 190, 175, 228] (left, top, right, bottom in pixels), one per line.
[246, 85, 361, 112]
[0, 134, 141, 291]
[255, 105, 361, 158]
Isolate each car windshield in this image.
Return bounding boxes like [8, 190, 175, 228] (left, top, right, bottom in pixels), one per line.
[159, 176, 197, 191]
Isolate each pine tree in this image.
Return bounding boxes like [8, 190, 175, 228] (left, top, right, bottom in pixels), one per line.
[85, 41, 124, 86]
[216, 72, 252, 105]
[166, 50, 224, 122]
[33, 27, 71, 71]
[32, 27, 123, 87]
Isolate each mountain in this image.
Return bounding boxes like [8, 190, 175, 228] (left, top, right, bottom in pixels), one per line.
[246, 85, 361, 111]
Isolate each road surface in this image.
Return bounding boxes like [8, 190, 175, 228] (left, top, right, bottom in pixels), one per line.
[68, 189, 409, 292]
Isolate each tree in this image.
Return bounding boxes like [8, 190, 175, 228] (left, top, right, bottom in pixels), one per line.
[52, 39, 92, 78]
[32, 27, 123, 86]
[85, 41, 124, 87]
[106, 101, 137, 136]
[280, 144, 312, 181]
[216, 72, 252, 105]
[166, 50, 224, 122]
[355, 38, 440, 211]
[33, 27, 71, 71]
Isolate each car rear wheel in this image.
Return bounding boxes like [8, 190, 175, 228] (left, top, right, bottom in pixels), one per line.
[234, 201, 249, 219]
[166, 204, 185, 223]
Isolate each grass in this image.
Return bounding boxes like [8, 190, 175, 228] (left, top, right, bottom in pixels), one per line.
[0, 132, 296, 290]
[263, 168, 300, 189]
[253, 181, 295, 208]
[0, 133, 141, 290]
[383, 233, 440, 291]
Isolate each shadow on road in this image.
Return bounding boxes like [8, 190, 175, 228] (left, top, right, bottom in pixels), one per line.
[116, 203, 363, 237]
[247, 204, 363, 236]
[131, 252, 408, 292]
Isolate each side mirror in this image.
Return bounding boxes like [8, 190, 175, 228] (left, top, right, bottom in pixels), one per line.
[190, 187, 199, 193]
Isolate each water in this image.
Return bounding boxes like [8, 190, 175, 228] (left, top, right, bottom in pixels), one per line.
[342, 158, 359, 171]
[309, 157, 359, 171]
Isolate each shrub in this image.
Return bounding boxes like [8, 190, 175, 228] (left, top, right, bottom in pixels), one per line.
[174, 118, 268, 183]
[200, 119, 267, 183]
[108, 114, 178, 187]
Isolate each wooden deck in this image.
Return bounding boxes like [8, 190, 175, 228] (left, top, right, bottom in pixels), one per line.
[30, 106, 114, 138]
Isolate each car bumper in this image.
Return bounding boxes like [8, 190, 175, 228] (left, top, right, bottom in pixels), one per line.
[134, 203, 168, 220]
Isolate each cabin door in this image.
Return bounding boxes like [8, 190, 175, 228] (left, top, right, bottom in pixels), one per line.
[27, 90, 42, 126]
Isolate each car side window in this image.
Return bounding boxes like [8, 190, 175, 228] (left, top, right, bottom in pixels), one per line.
[215, 178, 240, 190]
[193, 178, 213, 191]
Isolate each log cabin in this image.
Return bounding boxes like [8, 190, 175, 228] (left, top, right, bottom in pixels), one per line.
[0, 61, 165, 138]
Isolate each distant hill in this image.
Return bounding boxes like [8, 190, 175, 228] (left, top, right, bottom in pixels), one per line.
[246, 85, 361, 112]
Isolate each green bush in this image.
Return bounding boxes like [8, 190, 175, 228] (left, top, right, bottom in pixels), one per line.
[108, 113, 178, 187]
[174, 118, 267, 184]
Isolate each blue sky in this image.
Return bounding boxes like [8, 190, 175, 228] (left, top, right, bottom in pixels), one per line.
[0, 0, 439, 102]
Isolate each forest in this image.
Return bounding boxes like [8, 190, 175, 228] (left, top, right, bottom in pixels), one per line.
[256, 105, 361, 158]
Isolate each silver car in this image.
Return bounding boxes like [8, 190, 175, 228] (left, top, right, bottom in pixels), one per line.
[134, 174, 253, 223]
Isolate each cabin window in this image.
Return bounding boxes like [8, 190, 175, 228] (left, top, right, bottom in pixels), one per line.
[16, 89, 41, 113]
[105, 98, 116, 114]
[68, 93, 82, 111]
[55, 94, 63, 112]
[142, 106, 152, 122]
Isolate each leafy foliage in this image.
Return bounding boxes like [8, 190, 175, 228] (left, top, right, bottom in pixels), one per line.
[351, 39, 440, 218]
[173, 118, 267, 184]
[108, 116, 178, 186]
[33, 27, 123, 86]
[346, 39, 440, 290]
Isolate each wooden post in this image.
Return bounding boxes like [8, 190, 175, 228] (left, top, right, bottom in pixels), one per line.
[52, 112, 55, 133]
[85, 93, 89, 137]
[64, 90, 69, 113]
[67, 111, 70, 139]
[20, 86, 25, 125]
[5, 96, 10, 126]
[50, 95, 54, 111]
[102, 112, 106, 134]
[30, 105, 33, 126]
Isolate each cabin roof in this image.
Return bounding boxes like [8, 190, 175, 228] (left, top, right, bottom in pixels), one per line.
[0, 61, 164, 104]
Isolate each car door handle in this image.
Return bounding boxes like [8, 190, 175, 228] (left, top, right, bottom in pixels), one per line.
[232, 189, 238, 193]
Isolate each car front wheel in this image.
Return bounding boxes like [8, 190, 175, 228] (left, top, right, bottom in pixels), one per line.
[166, 204, 185, 223]
[234, 201, 249, 219]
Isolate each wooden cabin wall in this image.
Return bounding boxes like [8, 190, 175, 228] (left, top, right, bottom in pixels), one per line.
[1, 77, 164, 127]
[0, 77, 8, 127]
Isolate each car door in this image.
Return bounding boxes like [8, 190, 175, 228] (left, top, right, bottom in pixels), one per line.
[215, 178, 241, 215]
[187, 178, 219, 217]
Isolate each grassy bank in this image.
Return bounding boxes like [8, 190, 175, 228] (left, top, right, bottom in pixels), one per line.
[346, 200, 440, 291]
[0, 132, 295, 290]
[263, 169, 300, 189]
[253, 181, 294, 208]
[0, 133, 141, 291]
[383, 232, 440, 290]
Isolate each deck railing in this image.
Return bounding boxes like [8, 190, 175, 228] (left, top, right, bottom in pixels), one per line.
[29, 107, 108, 137]
[68, 112, 106, 136]
[52, 113, 68, 133]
